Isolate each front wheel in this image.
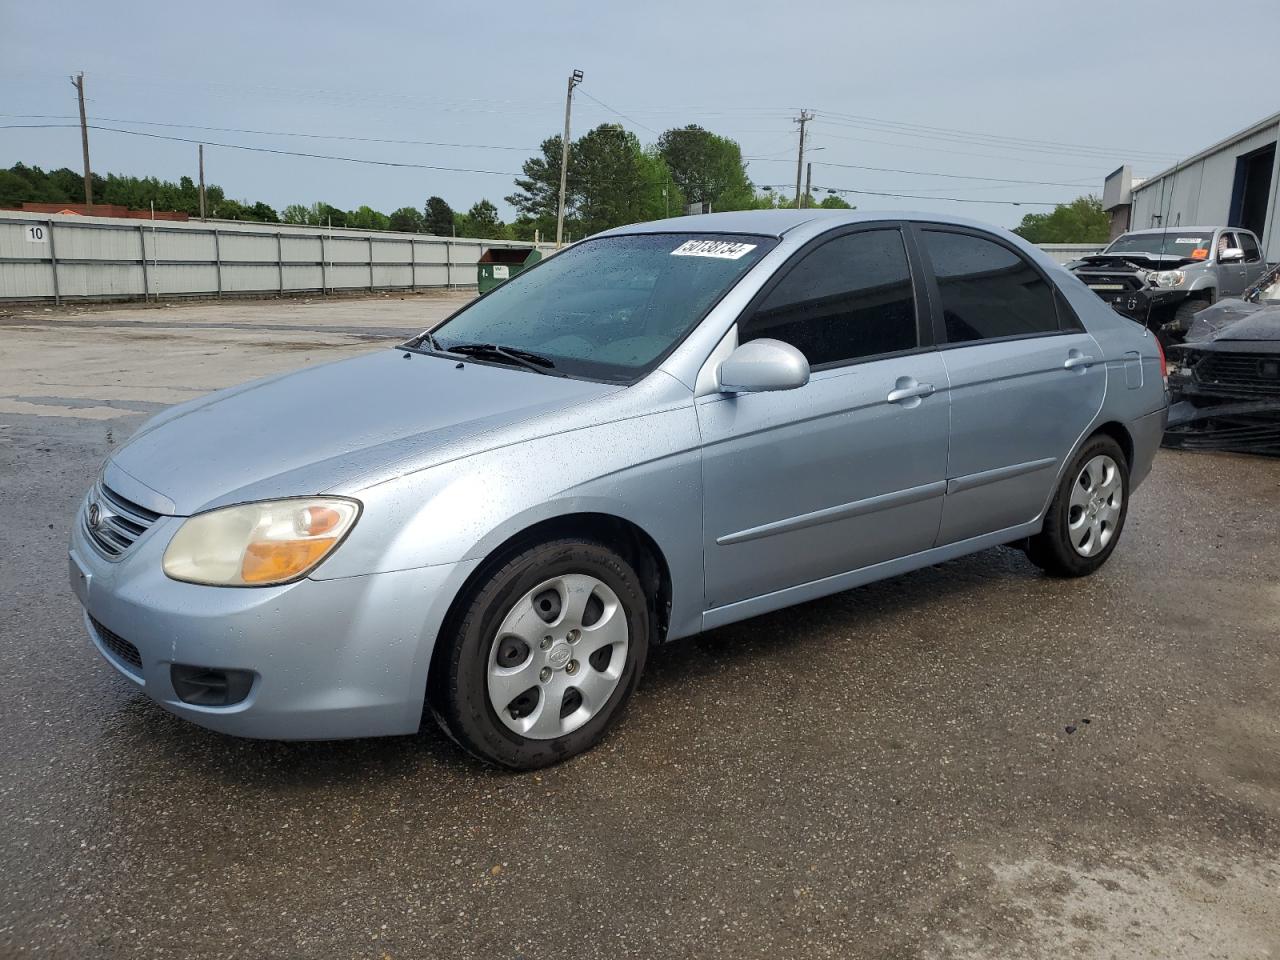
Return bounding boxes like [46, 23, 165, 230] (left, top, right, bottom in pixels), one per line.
[430, 539, 650, 769]
[1027, 435, 1129, 577]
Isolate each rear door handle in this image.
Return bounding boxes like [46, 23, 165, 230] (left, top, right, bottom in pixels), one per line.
[1064, 354, 1096, 370]
[886, 381, 936, 404]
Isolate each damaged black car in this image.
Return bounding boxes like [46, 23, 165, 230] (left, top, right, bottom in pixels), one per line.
[1165, 262, 1280, 455]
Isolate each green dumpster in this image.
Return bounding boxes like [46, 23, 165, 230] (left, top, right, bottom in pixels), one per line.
[477, 247, 541, 294]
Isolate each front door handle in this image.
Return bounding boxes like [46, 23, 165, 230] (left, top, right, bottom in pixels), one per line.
[886, 380, 936, 404]
[1064, 353, 1096, 370]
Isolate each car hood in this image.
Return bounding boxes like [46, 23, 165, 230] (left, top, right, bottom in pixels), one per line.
[1185, 299, 1280, 344]
[1075, 253, 1196, 271]
[108, 350, 619, 515]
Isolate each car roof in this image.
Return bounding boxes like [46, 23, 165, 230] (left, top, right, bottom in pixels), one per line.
[594, 208, 1008, 239]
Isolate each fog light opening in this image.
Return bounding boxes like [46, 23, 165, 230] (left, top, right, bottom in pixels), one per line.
[171, 664, 255, 707]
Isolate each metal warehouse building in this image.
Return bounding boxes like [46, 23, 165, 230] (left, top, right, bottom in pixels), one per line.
[1104, 111, 1280, 260]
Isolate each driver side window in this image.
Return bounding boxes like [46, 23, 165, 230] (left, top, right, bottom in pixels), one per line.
[739, 229, 919, 368]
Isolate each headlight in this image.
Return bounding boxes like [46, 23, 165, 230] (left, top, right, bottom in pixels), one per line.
[163, 497, 360, 586]
[1152, 270, 1185, 287]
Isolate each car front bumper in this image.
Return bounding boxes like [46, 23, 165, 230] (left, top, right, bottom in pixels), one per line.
[69, 510, 479, 740]
[1094, 287, 1189, 322]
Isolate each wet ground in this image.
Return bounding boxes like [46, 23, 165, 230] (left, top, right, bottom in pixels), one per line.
[1, 295, 1277, 959]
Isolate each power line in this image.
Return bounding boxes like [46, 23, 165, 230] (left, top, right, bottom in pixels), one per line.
[1, 113, 538, 151]
[799, 127, 1129, 172]
[810, 108, 1182, 161]
[763, 182, 1058, 207]
[2, 123, 524, 176]
[1, 122, 678, 189]
[812, 116, 1170, 165]
[744, 155, 1101, 188]
[576, 90, 660, 136]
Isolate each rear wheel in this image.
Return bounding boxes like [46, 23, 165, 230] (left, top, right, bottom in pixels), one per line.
[1027, 435, 1129, 578]
[430, 539, 649, 769]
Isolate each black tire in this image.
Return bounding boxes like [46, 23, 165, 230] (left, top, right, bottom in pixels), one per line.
[429, 539, 650, 770]
[1171, 296, 1209, 332]
[1027, 434, 1130, 578]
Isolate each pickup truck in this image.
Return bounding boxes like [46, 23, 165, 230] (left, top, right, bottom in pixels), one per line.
[1069, 226, 1269, 340]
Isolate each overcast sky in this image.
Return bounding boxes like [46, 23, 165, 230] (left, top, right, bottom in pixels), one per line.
[3, 0, 1277, 229]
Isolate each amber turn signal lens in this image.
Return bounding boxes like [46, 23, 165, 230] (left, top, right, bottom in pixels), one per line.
[241, 538, 337, 584]
[300, 506, 343, 536]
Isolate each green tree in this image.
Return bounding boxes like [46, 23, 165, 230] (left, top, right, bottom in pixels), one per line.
[347, 205, 389, 230]
[423, 196, 455, 235]
[309, 202, 347, 228]
[1013, 195, 1109, 244]
[506, 135, 565, 239]
[388, 206, 424, 232]
[656, 125, 752, 211]
[213, 198, 249, 219]
[573, 125, 674, 234]
[455, 199, 507, 239]
[249, 201, 279, 222]
[508, 124, 677, 238]
[282, 203, 311, 224]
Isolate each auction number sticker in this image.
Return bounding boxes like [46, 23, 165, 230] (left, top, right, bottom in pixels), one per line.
[671, 239, 757, 260]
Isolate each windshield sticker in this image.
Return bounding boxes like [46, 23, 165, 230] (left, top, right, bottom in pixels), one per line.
[1175, 237, 1204, 244]
[671, 239, 757, 260]
[1190, 248, 1209, 260]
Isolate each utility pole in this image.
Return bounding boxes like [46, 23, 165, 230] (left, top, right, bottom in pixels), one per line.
[803, 161, 813, 209]
[556, 69, 583, 249]
[198, 144, 207, 220]
[70, 71, 92, 206]
[793, 109, 813, 209]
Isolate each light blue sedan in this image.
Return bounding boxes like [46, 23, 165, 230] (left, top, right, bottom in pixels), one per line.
[70, 210, 1168, 768]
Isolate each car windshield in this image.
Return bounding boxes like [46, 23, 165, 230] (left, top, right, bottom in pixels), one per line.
[1104, 232, 1215, 259]
[420, 232, 775, 382]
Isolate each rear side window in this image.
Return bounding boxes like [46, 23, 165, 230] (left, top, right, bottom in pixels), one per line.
[1240, 233, 1262, 263]
[921, 230, 1060, 344]
[741, 229, 918, 367]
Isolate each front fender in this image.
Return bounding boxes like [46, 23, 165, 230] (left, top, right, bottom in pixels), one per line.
[1185, 275, 1217, 295]
[312, 405, 708, 641]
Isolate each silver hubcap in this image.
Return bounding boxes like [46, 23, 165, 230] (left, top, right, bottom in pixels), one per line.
[486, 574, 629, 740]
[1068, 454, 1122, 557]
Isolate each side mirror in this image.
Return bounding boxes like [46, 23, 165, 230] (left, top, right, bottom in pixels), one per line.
[1219, 247, 1245, 263]
[717, 338, 810, 393]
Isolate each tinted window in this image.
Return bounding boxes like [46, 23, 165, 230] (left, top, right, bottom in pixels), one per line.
[1239, 233, 1262, 262]
[922, 230, 1060, 343]
[741, 229, 917, 366]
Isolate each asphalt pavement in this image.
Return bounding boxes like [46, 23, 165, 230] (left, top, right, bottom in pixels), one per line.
[1, 294, 1277, 959]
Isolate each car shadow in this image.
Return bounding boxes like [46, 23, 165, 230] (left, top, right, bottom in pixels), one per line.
[641, 544, 1039, 698]
[98, 545, 1041, 786]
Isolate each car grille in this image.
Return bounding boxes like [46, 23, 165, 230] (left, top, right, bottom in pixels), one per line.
[91, 616, 143, 672]
[1193, 353, 1280, 397]
[83, 480, 161, 559]
[1077, 272, 1143, 292]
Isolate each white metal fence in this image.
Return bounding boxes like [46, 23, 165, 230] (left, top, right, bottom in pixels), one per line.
[0, 211, 552, 303]
[0, 210, 1104, 303]
[1038, 243, 1104, 265]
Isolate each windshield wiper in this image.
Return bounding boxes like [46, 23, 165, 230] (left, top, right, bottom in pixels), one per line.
[444, 342, 559, 374]
[401, 330, 446, 354]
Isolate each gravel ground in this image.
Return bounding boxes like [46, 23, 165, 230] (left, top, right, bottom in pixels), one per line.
[1, 295, 1277, 959]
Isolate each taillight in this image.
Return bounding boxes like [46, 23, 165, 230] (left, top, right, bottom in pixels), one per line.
[1155, 337, 1169, 389]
